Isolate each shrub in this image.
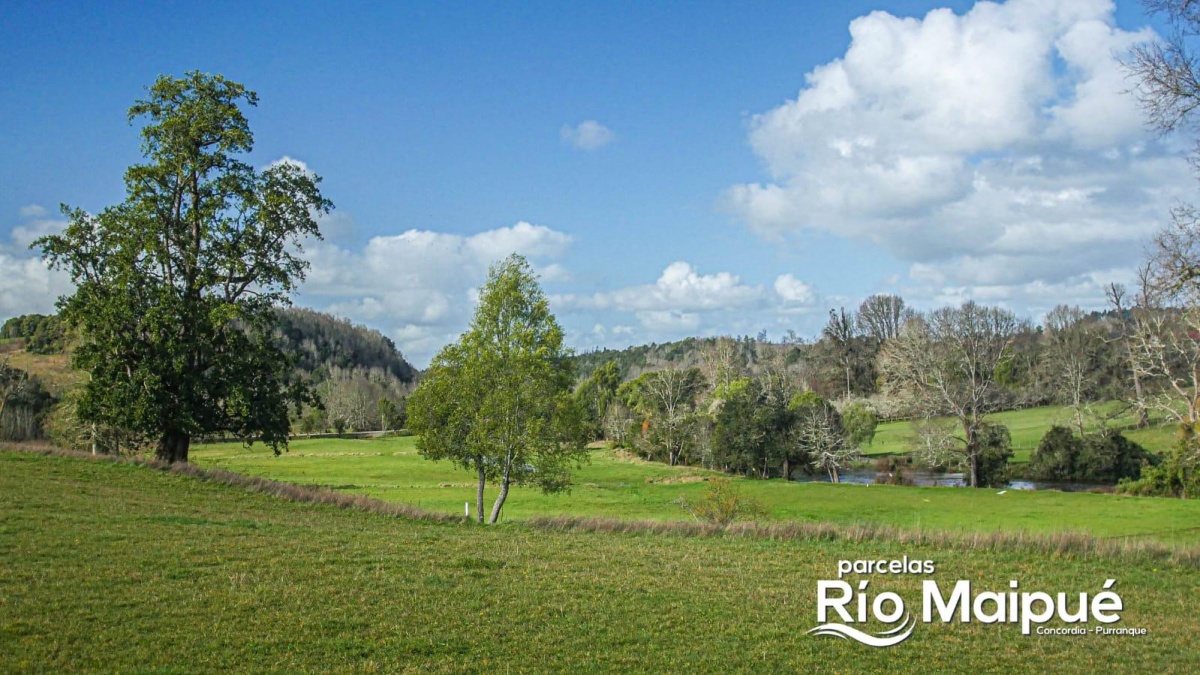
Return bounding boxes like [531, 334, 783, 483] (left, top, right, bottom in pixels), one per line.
[677, 477, 765, 525]
[1079, 432, 1157, 483]
[1028, 425, 1082, 481]
[1031, 426, 1156, 484]
[842, 401, 878, 448]
[1117, 426, 1196, 498]
[975, 422, 1012, 488]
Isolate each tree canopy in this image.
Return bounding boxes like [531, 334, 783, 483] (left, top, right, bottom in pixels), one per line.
[34, 72, 330, 463]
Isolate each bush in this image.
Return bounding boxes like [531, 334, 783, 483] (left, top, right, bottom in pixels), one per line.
[1028, 425, 1082, 481]
[842, 401, 878, 448]
[1079, 432, 1157, 483]
[975, 422, 1012, 488]
[1030, 426, 1156, 483]
[677, 478, 765, 525]
[1117, 426, 1196, 498]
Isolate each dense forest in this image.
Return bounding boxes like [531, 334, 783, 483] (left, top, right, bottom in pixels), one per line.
[274, 308, 418, 385]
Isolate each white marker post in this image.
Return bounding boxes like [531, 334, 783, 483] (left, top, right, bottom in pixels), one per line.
[465, 502, 470, 518]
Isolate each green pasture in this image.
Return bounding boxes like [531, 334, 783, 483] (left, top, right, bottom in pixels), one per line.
[2, 451, 1197, 673]
[193, 433, 1200, 545]
[864, 404, 1177, 462]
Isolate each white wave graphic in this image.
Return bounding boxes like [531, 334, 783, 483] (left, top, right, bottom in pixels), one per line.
[807, 614, 916, 647]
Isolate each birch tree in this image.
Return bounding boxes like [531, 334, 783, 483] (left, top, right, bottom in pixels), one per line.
[407, 255, 587, 524]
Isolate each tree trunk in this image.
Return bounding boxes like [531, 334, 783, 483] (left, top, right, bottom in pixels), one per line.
[488, 451, 514, 524]
[964, 421, 978, 488]
[474, 456, 485, 525]
[1132, 374, 1149, 428]
[783, 456, 791, 481]
[831, 465, 840, 484]
[157, 430, 190, 463]
[488, 479, 510, 524]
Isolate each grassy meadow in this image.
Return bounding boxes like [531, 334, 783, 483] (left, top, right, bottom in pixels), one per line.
[192, 429, 1200, 546]
[864, 403, 1178, 462]
[2, 449, 1197, 673]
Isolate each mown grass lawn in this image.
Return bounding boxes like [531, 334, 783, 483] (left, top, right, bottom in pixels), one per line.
[1, 450, 1197, 673]
[192, 436, 1200, 545]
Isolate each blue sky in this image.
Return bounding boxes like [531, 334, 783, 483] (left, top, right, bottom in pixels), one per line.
[0, 0, 1187, 366]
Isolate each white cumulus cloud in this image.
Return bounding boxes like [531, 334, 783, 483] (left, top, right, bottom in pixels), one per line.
[0, 207, 72, 318]
[561, 120, 616, 150]
[724, 0, 1185, 306]
[295, 221, 573, 366]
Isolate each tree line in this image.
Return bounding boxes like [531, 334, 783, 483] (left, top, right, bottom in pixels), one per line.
[569, 290, 1200, 493]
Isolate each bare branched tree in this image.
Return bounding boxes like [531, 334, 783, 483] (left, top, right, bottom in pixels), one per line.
[856, 294, 914, 343]
[879, 302, 1025, 487]
[1127, 1, 1200, 160]
[799, 404, 860, 483]
[1104, 278, 1152, 425]
[698, 337, 741, 394]
[1040, 305, 1103, 436]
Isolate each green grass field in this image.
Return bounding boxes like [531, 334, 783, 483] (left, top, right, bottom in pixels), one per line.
[864, 403, 1178, 462]
[192, 434, 1200, 545]
[2, 450, 1198, 673]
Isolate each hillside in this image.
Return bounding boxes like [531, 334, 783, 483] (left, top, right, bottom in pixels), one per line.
[2, 448, 1196, 672]
[573, 336, 802, 381]
[0, 307, 418, 394]
[273, 307, 418, 385]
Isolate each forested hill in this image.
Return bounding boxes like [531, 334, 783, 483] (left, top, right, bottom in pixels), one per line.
[572, 336, 802, 382]
[273, 307, 418, 384]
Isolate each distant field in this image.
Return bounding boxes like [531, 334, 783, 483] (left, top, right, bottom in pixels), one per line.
[865, 404, 1178, 462]
[193, 435, 1200, 545]
[2, 450, 1197, 672]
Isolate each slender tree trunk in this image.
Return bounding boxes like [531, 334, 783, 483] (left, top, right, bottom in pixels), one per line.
[157, 429, 190, 463]
[488, 453, 513, 524]
[783, 456, 791, 481]
[1132, 374, 1149, 428]
[488, 479, 510, 524]
[831, 465, 840, 483]
[474, 456, 485, 524]
[963, 420, 978, 488]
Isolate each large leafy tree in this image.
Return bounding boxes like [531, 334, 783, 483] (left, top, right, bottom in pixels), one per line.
[407, 254, 587, 524]
[35, 72, 330, 463]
